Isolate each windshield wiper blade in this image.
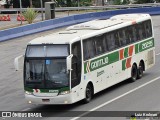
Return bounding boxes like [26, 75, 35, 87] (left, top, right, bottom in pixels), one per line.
[26, 81, 42, 84]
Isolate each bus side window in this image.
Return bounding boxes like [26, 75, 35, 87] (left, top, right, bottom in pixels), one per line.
[106, 32, 117, 51]
[114, 31, 120, 48]
[118, 29, 126, 46]
[137, 24, 145, 40]
[124, 27, 131, 44]
[83, 38, 95, 60]
[95, 35, 105, 55]
[142, 23, 147, 39]
[134, 24, 140, 41]
[132, 25, 137, 42]
[127, 26, 135, 43]
[83, 40, 89, 60]
[144, 20, 152, 38]
[71, 41, 82, 88]
[103, 35, 108, 52]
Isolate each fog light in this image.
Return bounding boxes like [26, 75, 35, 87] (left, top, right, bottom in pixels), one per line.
[28, 101, 32, 104]
[64, 101, 68, 104]
[59, 90, 70, 95]
[25, 91, 33, 95]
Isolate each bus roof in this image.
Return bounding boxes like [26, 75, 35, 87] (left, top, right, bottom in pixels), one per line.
[29, 14, 151, 45]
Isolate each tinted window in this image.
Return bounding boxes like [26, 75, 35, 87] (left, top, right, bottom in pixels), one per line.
[144, 20, 152, 38]
[137, 24, 145, 40]
[118, 29, 126, 46]
[94, 35, 106, 55]
[125, 27, 133, 44]
[83, 20, 152, 61]
[105, 31, 119, 51]
[71, 41, 82, 88]
[132, 25, 140, 41]
[83, 38, 96, 60]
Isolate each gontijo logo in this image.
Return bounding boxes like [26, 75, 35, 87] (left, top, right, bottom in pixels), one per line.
[91, 57, 108, 70]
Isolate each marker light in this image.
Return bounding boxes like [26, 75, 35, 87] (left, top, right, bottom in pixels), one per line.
[64, 101, 68, 104]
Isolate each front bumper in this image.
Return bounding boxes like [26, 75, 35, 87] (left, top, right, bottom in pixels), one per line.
[25, 94, 73, 104]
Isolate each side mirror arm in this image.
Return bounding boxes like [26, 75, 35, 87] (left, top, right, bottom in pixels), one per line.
[66, 54, 73, 72]
[14, 55, 24, 71]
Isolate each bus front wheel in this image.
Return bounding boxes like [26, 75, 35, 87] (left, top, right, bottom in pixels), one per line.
[83, 84, 93, 103]
[130, 64, 138, 82]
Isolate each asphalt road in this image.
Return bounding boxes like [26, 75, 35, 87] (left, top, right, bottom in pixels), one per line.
[0, 16, 160, 120]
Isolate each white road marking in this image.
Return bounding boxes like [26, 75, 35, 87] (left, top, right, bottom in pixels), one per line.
[21, 108, 31, 111]
[156, 53, 160, 56]
[71, 76, 160, 120]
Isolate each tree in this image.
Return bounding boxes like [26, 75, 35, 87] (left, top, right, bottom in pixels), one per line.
[67, 0, 72, 6]
[114, 0, 122, 5]
[22, 8, 38, 24]
[134, 0, 155, 3]
[122, 0, 129, 4]
[13, 0, 30, 8]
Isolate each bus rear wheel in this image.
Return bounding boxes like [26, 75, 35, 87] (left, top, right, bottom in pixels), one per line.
[137, 62, 144, 79]
[130, 64, 138, 82]
[83, 84, 93, 103]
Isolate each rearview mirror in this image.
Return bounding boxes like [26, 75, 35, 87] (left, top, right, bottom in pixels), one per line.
[14, 55, 24, 71]
[66, 54, 73, 71]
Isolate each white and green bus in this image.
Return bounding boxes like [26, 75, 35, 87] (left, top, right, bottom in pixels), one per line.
[15, 14, 155, 104]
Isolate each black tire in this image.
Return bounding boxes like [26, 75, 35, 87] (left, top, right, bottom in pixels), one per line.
[130, 64, 138, 82]
[83, 84, 92, 103]
[137, 62, 144, 79]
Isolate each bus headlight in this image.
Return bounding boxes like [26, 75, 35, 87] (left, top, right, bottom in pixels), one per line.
[25, 91, 33, 95]
[59, 90, 70, 95]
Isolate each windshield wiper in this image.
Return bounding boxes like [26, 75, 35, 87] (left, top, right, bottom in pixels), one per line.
[26, 80, 42, 84]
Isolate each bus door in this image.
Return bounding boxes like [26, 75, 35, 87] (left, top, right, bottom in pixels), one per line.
[71, 41, 82, 100]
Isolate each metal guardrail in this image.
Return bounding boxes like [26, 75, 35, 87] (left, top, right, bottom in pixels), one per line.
[1, 6, 160, 42]
[0, 3, 160, 12]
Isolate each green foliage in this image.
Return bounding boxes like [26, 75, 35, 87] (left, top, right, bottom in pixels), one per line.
[22, 8, 38, 24]
[122, 0, 129, 4]
[134, 0, 155, 3]
[114, 0, 130, 5]
[80, 0, 92, 6]
[56, 0, 92, 7]
[114, 0, 122, 5]
[114, 0, 158, 5]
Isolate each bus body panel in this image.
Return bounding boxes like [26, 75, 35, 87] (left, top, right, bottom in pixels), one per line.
[23, 14, 155, 105]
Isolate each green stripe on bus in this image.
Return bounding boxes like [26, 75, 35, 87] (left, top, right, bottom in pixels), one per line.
[138, 38, 154, 52]
[122, 59, 126, 71]
[84, 51, 119, 74]
[135, 38, 154, 54]
[40, 87, 70, 93]
[124, 47, 129, 58]
[24, 87, 33, 92]
[84, 62, 88, 74]
[135, 44, 139, 54]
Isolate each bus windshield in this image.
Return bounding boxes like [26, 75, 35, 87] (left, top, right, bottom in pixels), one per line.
[25, 59, 69, 89]
[24, 45, 69, 89]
